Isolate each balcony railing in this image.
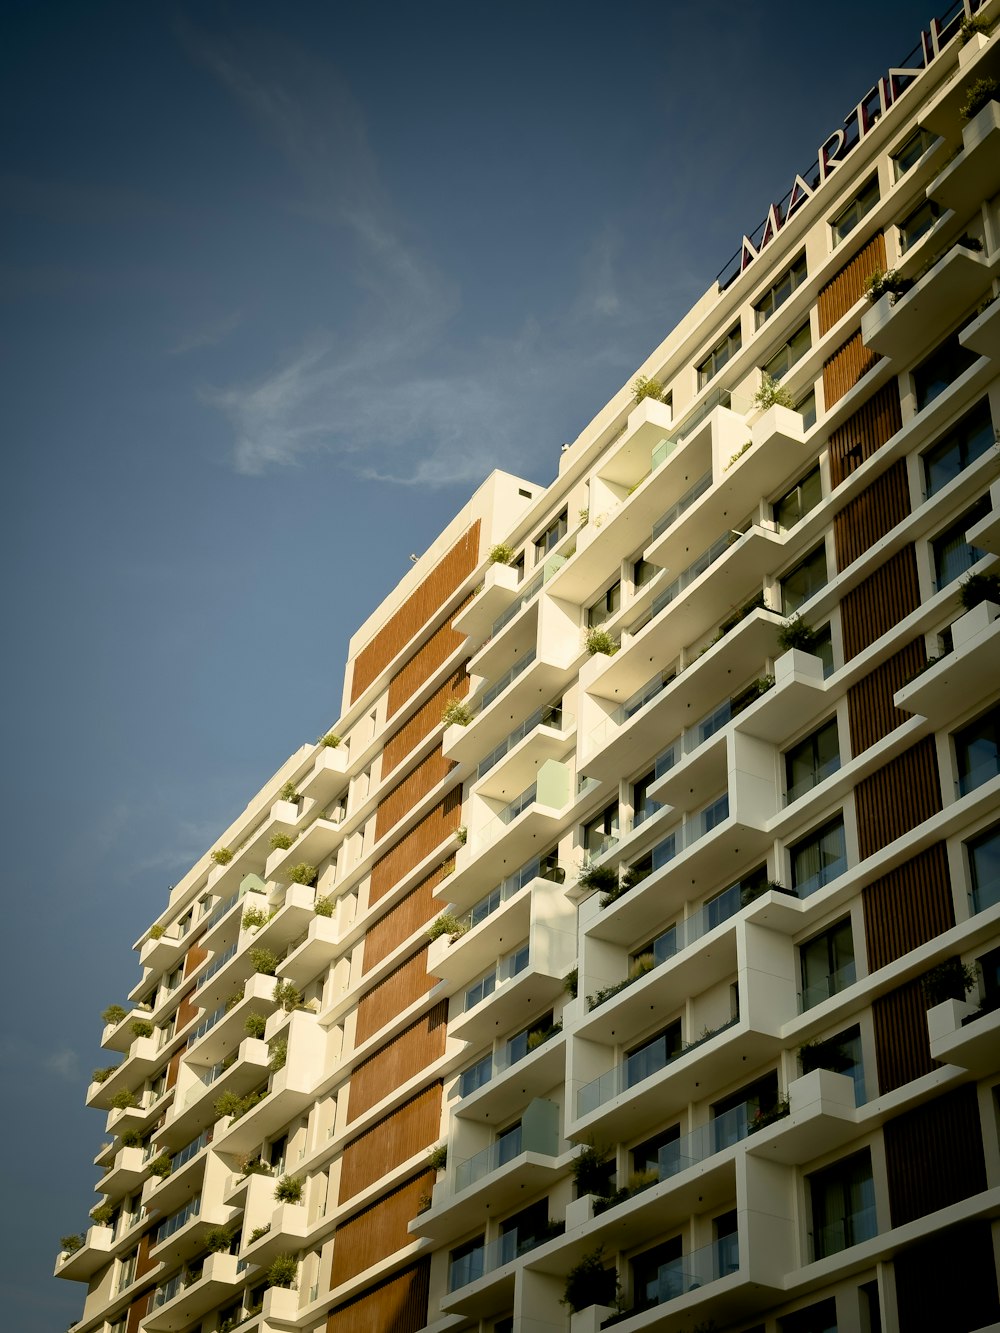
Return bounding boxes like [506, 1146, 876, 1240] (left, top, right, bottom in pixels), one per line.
[195, 943, 237, 991]
[578, 1016, 738, 1117]
[800, 960, 857, 1012]
[812, 1204, 877, 1259]
[476, 705, 568, 781]
[153, 1195, 200, 1248]
[448, 1221, 565, 1291]
[479, 649, 537, 713]
[621, 1235, 739, 1317]
[651, 469, 713, 540]
[454, 1126, 523, 1193]
[463, 947, 529, 1014]
[170, 1127, 213, 1174]
[457, 856, 564, 934]
[458, 1023, 562, 1099]
[785, 753, 841, 806]
[630, 528, 745, 635]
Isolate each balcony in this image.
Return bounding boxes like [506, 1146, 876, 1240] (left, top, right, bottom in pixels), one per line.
[861, 244, 993, 365]
[469, 554, 568, 683]
[453, 561, 521, 643]
[896, 599, 1000, 728]
[448, 925, 575, 1047]
[745, 1069, 857, 1166]
[960, 296, 1000, 364]
[276, 914, 338, 989]
[186, 971, 278, 1067]
[86, 1033, 163, 1109]
[470, 759, 570, 868]
[733, 646, 828, 744]
[966, 480, 1000, 554]
[158, 1038, 270, 1148]
[139, 926, 187, 973]
[241, 1201, 310, 1266]
[456, 1028, 566, 1126]
[927, 996, 1000, 1077]
[100, 1006, 157, 1053]
[927, 98, 1000, 216]
[473, 706, 573, 800]
[144, 1253, 244, 1331]
[444, 649, 571, 773]
[445, 1218, 566, 1305]
[53, 1224, 114, 1280]
[97, 1144, 148, 1196]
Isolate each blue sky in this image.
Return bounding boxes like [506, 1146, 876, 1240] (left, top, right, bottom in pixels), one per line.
[1, 0, 942, 1324]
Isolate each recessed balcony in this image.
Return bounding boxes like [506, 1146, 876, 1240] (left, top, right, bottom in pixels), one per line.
[276, 914, 338, 989]
[456, 1029, 566, 1126]
[927, 98, 1000, 215]
[158, 1038, 270, 1149]
[745, 1068, 857, 1166]
[966, 480, 1000, 553]
[472, 706, 573, 801]
[444, 649, 568, 769]
[468, 554, 568, 682]
[241, 1201, 310, 1266]
[53, 1224, 114, 1280]
[469, 759, 571, 870]
[140, 927, 187, 973]
[447, 927, 574, 1047]
[453, 561, 522, 643]
[894, 601, 1000, 727]
[861, 244, 993, 365]
[143, 1252, 245, 1331]
[927, 995, 1000, 1076]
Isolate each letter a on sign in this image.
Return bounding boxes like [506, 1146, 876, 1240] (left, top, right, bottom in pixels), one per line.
[739, 235, 759, 273]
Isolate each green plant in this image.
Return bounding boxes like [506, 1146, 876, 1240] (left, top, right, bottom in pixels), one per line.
[563, 966, 579, 999]
[777, 615, 818, 654]
[488, 543, 516, 565]
[266, 1253, 298, 1289]
[527, 1021, 561, 1050]
[726, 440, 752, 469]
[961, 75, 998, 119]
[92, 1065, 117, 1084]
[416, 1190, 433, 1213]
[577, 862, 619, 894]
[248, 1223, 271, 1243]
[238, 1154, 272, 1177]
[148, 923, 165, 940]
[922, 958, 977, 1006]
[562, 1245, 619, 1313]
[269, 831, 294, 851]
[753, 371, 796, 411]
[109, 1089, 136, 1111]
[129, 1019, 154, 1039]
[632, 374, 665, 405]
[60, 1234, 84, 1254]
[203, 1224, 236, 1253]
[242, 905, 272, 929]
[730, 675, 775, 717]
[585, 627, 619, 656]
[211, 847, 234, 866]
[572, 1142, 611, 1197]
[319, 732, 342, 748]
[314, 894, 334, 917]
[244, 1011, 268, 1039]
[149, 1154, 172, 1178]
[278, 780, 300, 802]
[960, 12, 991, 42]
[100, 1004, 127, 1026]
[274, 1174, 303, 1204]
[864, 268, 910, 301]
[273, 978, 303, 1011]
[427, 912, 468, 941]
[119, 1128, 143, 1149]
[426, 1144, 448, 1172]
[287, 862, 317, 886]
[225, 986, 245, 1011]
[90, 1202, 114, 1227]
[579, 506, 590, 525]
[248, 947, 279, 975]
[456, 825, 468, 845]
[215, 1090, 263, 1121]
[269, 1037, 288, 1072]
[959, 571, 1000, 611]
[748, 1097, 791, 1133]
[442, 698, 473, 727]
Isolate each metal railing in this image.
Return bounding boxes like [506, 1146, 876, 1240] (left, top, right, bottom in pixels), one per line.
[476, 705, 568, 780]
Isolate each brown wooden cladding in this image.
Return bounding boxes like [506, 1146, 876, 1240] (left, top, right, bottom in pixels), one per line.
[828, 382, 902, 488]
[817, 233, 887, 337]
[339, 1083, 442, 1203]
[386, 600, 473, 720]
[362, 866, 447, 974]
[327, 1259, 430, 1333]
[382, 666, 469, 777]
[873, 979, 935, 1094]
[175, 988, 201, 1033]
[183, 943, 208, 977]
[126, 1294, 150, 1333]
[347, 1002, 448, 1122]
[863, 843, 954, 971]
[834, 460, 910, 571]
[165, 1044, 184, 1092]
[895, 1223, 1000, 1331]
[135, 1231, 157, 1279]
[822, 331, 880, 410]
[884, 1086, 986, 1226]
[330, 1170, 434, 1287]
[840, 545, 919, 661]
[355, 946, 435, 1047]
[369, 791, 462, 905]
[374, 744, 454, 842]
[855, 737, 941, 861]
[351, 523, 480, 704]
[847, 638, 926, 754]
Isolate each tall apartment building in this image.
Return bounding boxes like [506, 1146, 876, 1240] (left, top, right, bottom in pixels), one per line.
[57, 4, 1000, 1331]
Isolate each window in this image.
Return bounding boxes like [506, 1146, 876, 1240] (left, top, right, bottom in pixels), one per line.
[968, 822, 1000, 914]
[792, 815, 847, 897]
[706, 864, 767, 929]
[801, 1024, 865, 1103]
[800, 917, 855, 1010]
[796, 387, 817, 430]
[633, 556, 657, 589]
[810, 623, 834, 679]
[588, 579, 621, 627]
[831, 175, 879, 245]
[267, 1134, 287, 1175]
[534, 510, 567, 558]
[698, 324, 742, 389]
[632, 1236, 683, 1310]
[899, 199, 939, 253]
[774, 465, 822, 532]
[714, 1209, 740, 1276]
[763, 320, 812, 382]
[892, 126, 937, 179]
[922, 400, 994, 497]
[711, 1071, 779, 1148]
[625, 1021, 682, 1089]
[780, 1297, 839, 1333]
[583, 803, 619, 857]
[781, 544, 827, 614]
[504, 1010, 553, 1067]
[459, 1053, 492, 1097]
[449, 1234, 485, 1290]
[785, 717, 840, 803]
[932, 498, 989, 589]
[632, 1124, 681, 1182]
[496, 1119, 523, 1167]
[632, 770, 661, 828]
[955, 706, 1000, 797]
[754, 253, 807, 328]
[913, 333, 978, 411]
[809, 1150, 876, 1258]
[498, 1199, 549, 1263]
[117, 1247, 138, 1294]
[464, 968, 497, 1012]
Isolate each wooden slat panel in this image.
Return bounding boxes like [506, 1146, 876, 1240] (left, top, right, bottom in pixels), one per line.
[386, 599, 473, 719]
[895, 1223, 1000, 1331]
[817, 233, 887, 336]
[175, 989, 200, 1032]
[885, 1086, 986, 1226]
[828, 382, 902, 489]
[355, 947, 435, 1047]
[375, 745, 454, 842]
[873, 979, 935, 1094]
[840, 545, 919, 661]
[339, 1084, 442, 1203]
[834, 460, 910, 571]
[823, 331, 880, 410]
[855, 737, 941, 861]
[382, 666, 469, 777]
[330, 1171, 434, 1287]
[347, 1003, 448, 1122]
[183, 944, 208, 977]
[362, 867, 446, 974]
[135, 1231, 157, 1279]
[847, 639, 926, 754]
[863, 843, 954, 971]
[327, 1260, 430, 1333]
[165, 1045, 184, 1092]
[351, 523, 480, 704]
[369, 792, 462, 905]
[126, 1293, 150, 1333]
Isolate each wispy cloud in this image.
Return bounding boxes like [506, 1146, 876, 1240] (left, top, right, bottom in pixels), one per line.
[43, 1048, 81, 1082]
[169, 308, 244, 356]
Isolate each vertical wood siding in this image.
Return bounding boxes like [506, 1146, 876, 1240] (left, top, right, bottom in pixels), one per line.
[895, 1223, 1000, 1331]
[347, 1002, 448, 1122]
[828, 382, 902, 488]
[884, 1086, 986, 1226]
[327, 1259, 430, 1333]
[135, 1231, 157, 1279]
[330, 1171, 435, 1287]
[165, 1044, 185, 1091]
[183, 943, 208, 977]
[175, 989, 200, 1033]
[823, 331, 881, 410]
[817, 233, 887, 336]
[834, 460, 910, 571]
[126, 1294, 150, 1333]
[386, 601, 473, 719]
[847, 638, 926, 754]
[362, 867, 446, 974]
[354, 947, 435, 1047]
[862, 843, 954, 970]
[351, 523, 480, 704]
[339, 1083, 442, 1203]
[369, 792, 462, 905]
[872, 979, 935, 1094]
[840, 545, 919, 661]
[382, 667, 469, 777]
[374, 745, 454, 843]
[855, 737, 941, 860]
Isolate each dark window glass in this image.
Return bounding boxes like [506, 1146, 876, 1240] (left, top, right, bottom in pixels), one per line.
[632, 1236, 683, 1311]
[631, 1124, 680, 1181]
[625, 1021, 682, 1089]
[800, 920, 856, 1011]
[892, 126, 937, 179]
[922, 400, 994, 496]
[831, 176, 879, 245]
[775, 465, 822, 532]
[932, 498, 989, 589]
[785, 717, 841, 803]
[698, 324, 742, 389]
[955, 706, 1000, 797]
[792, 816, 847, 897]
[899, 199, 939, 252]
[968, 823, 1000, 915]
[764, 321, 812, 382]
[534, 511, 567, 558]
[754, 253, 807, 328]
[782, 545, 827, 613]
[588, 580, 621, 627]
[801, 1024, 865, 1103]
[780, 1296, 839, 1333]
[914, 334, 979, 411]
[810, 1150, 876, 1258]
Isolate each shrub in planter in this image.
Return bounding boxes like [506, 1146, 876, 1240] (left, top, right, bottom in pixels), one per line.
[278, 780, 300, 803]
[426, 1144, 448, 1172]
[90, 1202, 115, 1227]
[922, 958, 977, 1006]
[427, 912, 468, 942]
[211, 847, 234, 866]
[313, 894, 334, 917]
[960, 12, 991, 42]
[242, 905, 272, 930]
[488, 543, 516, 565]
[149, 1154, 172, 1179]
[585, 627, 619, 656]
[148, 924, 165, 939]
[109, 1089, 137, 1111]
[203, 1225, 236, 1254]
[632, 375, 665, 405]
[119, 1128, 143, 1149]
[864, 268, 910, 302]
[287, 862, 317, 886]
[442, 698, 473, 727]
[269, 831, 294, 852]
[100, 1004, 127, 1026]
[60, 1234, 84, 1254]
[318, 732, 341, 747]
[248, 1223, 271, 1243]
[577, 862, 620, 894]
[238, 1154, 272, 1178]
[572, 1142, 612, 1198]
[563, 967, 579, 999]
[248, 948, 279, 976]
[777, 616, 818, 654]
[959, 571, 1000, 611]
[527, 1021, 561, 1050]
[274, 1174, 304, 1204]
[244, 1012, 268, 1039]
[92, 1065, 117, 1084]
[130, 1019, 154, 1039]
[752, 371, 795, 411]
[268, 1037, 288, 1072]
[456, 825, 468, 845]
[225, 986, 245, 1011]
[562, 1246, 619, 1313]
[961, 75, 998, 120]
[266, 1253, 298, 1289]
[273, 979, 303, 1011]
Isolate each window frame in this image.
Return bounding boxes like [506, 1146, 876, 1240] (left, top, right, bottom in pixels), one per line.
[697, 323, 742, 390]
[791, 813, 848, 898]
[830, 175, 879, 246]
[781, 543, 828, 614]
[762, 319, 812, 383]
[799, 916, 856, 1010]
[753, 252, 807, 329]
